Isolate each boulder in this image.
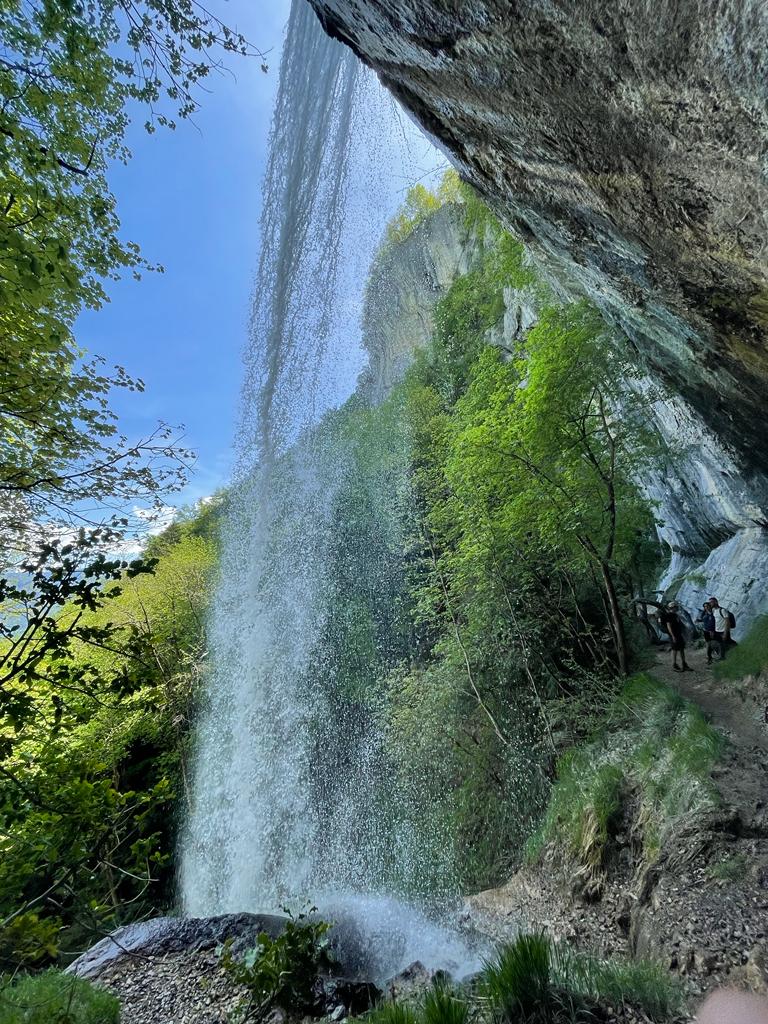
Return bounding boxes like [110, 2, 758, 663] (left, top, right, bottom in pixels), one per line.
[66, 913, 288, 980]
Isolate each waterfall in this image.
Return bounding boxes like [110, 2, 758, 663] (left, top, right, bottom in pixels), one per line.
[179, 0, 480, 980]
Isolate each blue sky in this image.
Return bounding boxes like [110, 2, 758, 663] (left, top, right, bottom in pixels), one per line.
[75, 0, 444, 522]
[75, 0, 291, 509]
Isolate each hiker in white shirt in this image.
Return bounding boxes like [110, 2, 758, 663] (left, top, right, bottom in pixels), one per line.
[708, 596, 733, 661]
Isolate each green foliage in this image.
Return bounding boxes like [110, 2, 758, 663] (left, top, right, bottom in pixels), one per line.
[554, 946, 682, 1021]
[383, 658, 548, 891]
[383, 171, 463, 247]
[394, 300, 658, 878]
[366, 983, 468, 1024]
[358, 182, 661, 890]
[481, 934, 681, 1024]
[527, 674, 722, 881]
[0, 0, 247, 952]
[420, 234, 534, 405]
[481, 934, 563, 1023]
[525, 757, 624, 888]
[714, 616, 768, 681]
[0, 1, 258, 541]
[366, 1003, 420, 1024]
[0, 969, 119, 1024]
[0, 915, 59, 968]
[0, 503, 218, 967]
[0, 529, 156, 739]
[385, 184, 443, 246]
[218, 909, 334, 1022]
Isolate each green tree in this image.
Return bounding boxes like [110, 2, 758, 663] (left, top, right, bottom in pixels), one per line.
[0, 515, 218, 965]
[445, 303, 658, 674]
[0, 2, 252, 960]
[0, 1, 264, 545]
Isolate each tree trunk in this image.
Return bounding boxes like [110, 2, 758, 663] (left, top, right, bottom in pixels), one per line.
[599, 560, 629, 675]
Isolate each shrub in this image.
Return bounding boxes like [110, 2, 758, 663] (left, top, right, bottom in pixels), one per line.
[714, 616, 768, 681]
[527, 674, 722, 879]
[0, 970, 119, 1024]
[218, 908, 334, 1021]
[0, 915, 61, 969]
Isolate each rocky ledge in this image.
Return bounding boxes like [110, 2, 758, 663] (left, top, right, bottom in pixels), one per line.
[67, 912, 444, 1024]
[462, 661, 768, 1007]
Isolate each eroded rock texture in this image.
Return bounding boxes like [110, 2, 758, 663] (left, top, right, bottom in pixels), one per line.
[308, 0, 768, 475]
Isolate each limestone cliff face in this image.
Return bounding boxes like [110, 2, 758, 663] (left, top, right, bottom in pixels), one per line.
[358, 206, 483, 403]
[308, 0, 768, 485]
[360, 203, 540, 399]
[362, 203, 768, 630]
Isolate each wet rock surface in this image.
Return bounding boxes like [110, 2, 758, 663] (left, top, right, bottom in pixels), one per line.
[67, 913, 289, 981]
[70, 913, 384, 1024]
[308, 0, 768, 474]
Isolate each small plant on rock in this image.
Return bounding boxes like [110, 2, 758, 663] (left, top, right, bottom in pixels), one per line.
[218, 906, 335, 1022]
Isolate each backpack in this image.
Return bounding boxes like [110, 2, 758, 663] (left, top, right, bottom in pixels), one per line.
[727, 610, 736, 629]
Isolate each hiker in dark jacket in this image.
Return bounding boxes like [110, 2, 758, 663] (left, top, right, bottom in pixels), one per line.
[697, 601, 718, 664]
[660, 601, 693, 672]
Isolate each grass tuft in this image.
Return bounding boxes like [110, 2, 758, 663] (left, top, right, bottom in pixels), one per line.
[0, 969, 119, 1024]
[367, 983, 469, 1024]
[559, 949, 683, 1020]
[366, 1003, 421, 1024]
[481, 933, 555, 1021]
[708, 853, 748, 882]
[422, 984, 469, 1024]
[480, 933, 681, 1023]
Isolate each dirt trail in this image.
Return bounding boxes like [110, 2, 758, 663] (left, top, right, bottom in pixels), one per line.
[652, 649, 768, 825]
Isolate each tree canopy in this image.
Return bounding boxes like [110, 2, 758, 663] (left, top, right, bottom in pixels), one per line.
[0, 0, 264, 546]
